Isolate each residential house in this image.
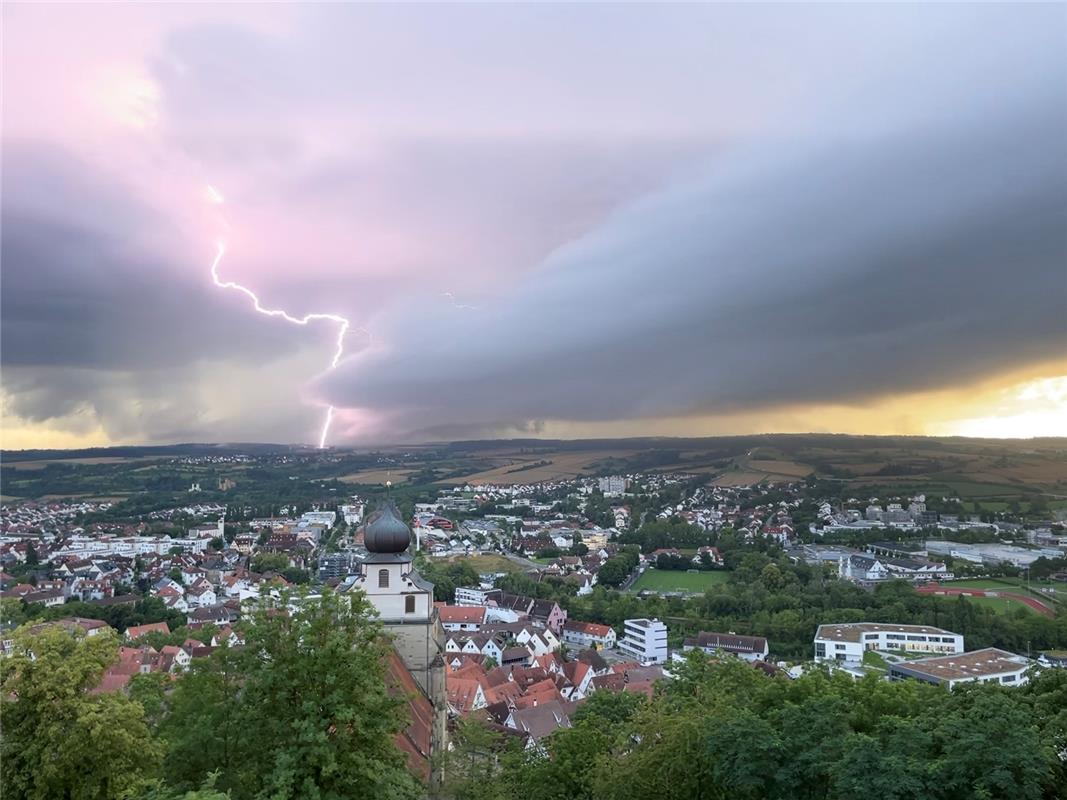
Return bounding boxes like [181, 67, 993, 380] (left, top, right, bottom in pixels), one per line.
[562, 620, 617, 651]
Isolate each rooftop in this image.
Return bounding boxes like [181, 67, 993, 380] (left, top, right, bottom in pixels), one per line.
[891, 648, 1030, 682]
[815, 622, 960, 644]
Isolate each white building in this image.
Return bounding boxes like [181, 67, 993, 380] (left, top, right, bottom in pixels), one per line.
[562, 620, 617, 651]
[301, 510, 337, 527]
[618, 618, 668, 665]
[889, 648, 1031, 688]
[814, 623, 964, 664]
[454, 586, 500, 607]
[598, 476, 629, 496]
[340, 503, 364, 526]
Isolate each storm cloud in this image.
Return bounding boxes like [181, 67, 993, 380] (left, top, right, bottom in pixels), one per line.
[318, 77, 1067, 440]
[3, 3, 1065, 445]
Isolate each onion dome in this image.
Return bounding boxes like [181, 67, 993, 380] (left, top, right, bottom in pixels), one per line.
[364, 501, 412, 553]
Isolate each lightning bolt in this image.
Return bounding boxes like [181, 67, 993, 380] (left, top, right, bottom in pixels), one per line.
[442, 291, 478, 311]
[209, 242, 351, 448]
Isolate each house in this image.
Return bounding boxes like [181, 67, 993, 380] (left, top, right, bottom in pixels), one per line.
[159, 644, 191, 672]
[888, 648, 1032, 688]
[528, 599, 567, 634]
[519, 629, 560, 658]
[22, 589, 65, 607]
[813, 623, 964, 664]
[185, 578, 217, 607]
[561, 660, 595, 698]
[157, 586, 188, 613]
[562, 620, 617, 651]
[126, 622, 170, 640]
[446, 674, 488, 715]
[500, 646, 532, 668]
[692, 546, 724, 567]
[438, 605, 487, 632]
[618, 618, 668, 665]
[505, 699, 573, 744]
[682, 631, 768, 662]
[447, 633, 505, 664]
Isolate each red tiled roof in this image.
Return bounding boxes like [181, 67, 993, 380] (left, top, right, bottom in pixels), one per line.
[126, 622, 170, 639]
[563, 620, 613, 638]
[438, 606, 487, 625]
[383, 648, 433, 781]
[447, 676, 485, 714]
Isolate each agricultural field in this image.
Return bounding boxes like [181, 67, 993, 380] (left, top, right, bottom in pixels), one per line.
[338, 469, 413, 485]
[631, 569, 730, 594]
[2, 456, 170, 470]
[442, 450, 634, 486]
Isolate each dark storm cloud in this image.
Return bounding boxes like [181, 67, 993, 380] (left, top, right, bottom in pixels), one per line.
[1, 145, 303, 371]
[318, 87, 1067, 439]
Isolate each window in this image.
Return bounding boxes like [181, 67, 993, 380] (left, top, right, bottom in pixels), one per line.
[405, 595, 416, 614]
[378, 569, 389, 588]
[1002, 674, 1016, 683]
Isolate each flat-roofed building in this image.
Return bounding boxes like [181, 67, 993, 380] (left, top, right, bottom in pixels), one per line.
[619, 618, 668, 665]
[814, 622, 963, 664]
[888, 648, 1032, 689]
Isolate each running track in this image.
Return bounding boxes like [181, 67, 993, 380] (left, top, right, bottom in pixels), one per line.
[916, 584, 1056, 618]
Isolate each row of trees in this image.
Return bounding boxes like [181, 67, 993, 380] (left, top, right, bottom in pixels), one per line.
[446, 655, 1067, 800]
[502, 547, 1067, 658]
[0, 592, 424, 800]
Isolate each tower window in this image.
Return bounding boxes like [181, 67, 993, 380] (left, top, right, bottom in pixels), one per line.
[378, 568, 389, 588]
[405, 595, 416, 614]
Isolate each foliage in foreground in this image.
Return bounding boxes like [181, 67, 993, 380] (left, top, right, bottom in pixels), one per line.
[445, 655, 1067, 800]
[1, 591, 422, 800]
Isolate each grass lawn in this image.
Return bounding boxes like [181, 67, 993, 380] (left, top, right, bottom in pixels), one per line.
[959, 595, 1039, 615]
[631, 569, 731, 594]
[445, 554, 522, 574]
[946, 579, 1023, 590]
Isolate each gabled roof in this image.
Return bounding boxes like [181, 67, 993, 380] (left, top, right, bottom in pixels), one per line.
[126, 622, 170, 639]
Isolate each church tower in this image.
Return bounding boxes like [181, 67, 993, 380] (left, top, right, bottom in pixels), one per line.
[345, 501, 447, 783]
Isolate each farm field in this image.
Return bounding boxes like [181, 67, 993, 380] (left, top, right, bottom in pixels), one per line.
[747, 459, 813, 477]
[338, 469, 413, 485]
[442, 450, 634, 486]
[712, 471, 770, 487]
[2, 456, 170, 470]
[631, 569, 730, 593]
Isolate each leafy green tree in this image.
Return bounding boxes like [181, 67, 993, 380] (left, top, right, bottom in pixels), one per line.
[0, 624, 161, 800]
[159, 590, 422, 799]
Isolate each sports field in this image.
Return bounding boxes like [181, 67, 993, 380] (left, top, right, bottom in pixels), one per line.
[631, 569, 730, 593]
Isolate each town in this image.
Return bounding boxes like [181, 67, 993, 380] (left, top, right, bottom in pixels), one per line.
[4, 451, 1067, 793]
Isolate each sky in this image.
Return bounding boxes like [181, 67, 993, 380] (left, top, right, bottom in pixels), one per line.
[2, 3, 1065, 448]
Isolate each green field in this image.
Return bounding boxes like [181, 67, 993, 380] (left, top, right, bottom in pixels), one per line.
[631, 569, 731, 593]
[959, 595, 1039, 615]
[947, 577, 1064, 599]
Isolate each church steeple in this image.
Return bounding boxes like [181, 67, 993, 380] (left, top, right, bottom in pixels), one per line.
[364, 501, 412, 555]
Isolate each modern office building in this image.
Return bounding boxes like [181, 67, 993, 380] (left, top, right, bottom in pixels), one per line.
[618, 618, 668, 664]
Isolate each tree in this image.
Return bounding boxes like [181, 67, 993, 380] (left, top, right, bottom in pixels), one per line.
[0, 624, 161, 800]
[209, 537, 224, 551]
[159, 590, 422, 799]
[25, 542, 39, 566]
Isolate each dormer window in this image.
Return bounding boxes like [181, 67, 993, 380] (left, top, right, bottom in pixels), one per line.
[378, 568, 389, 588]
